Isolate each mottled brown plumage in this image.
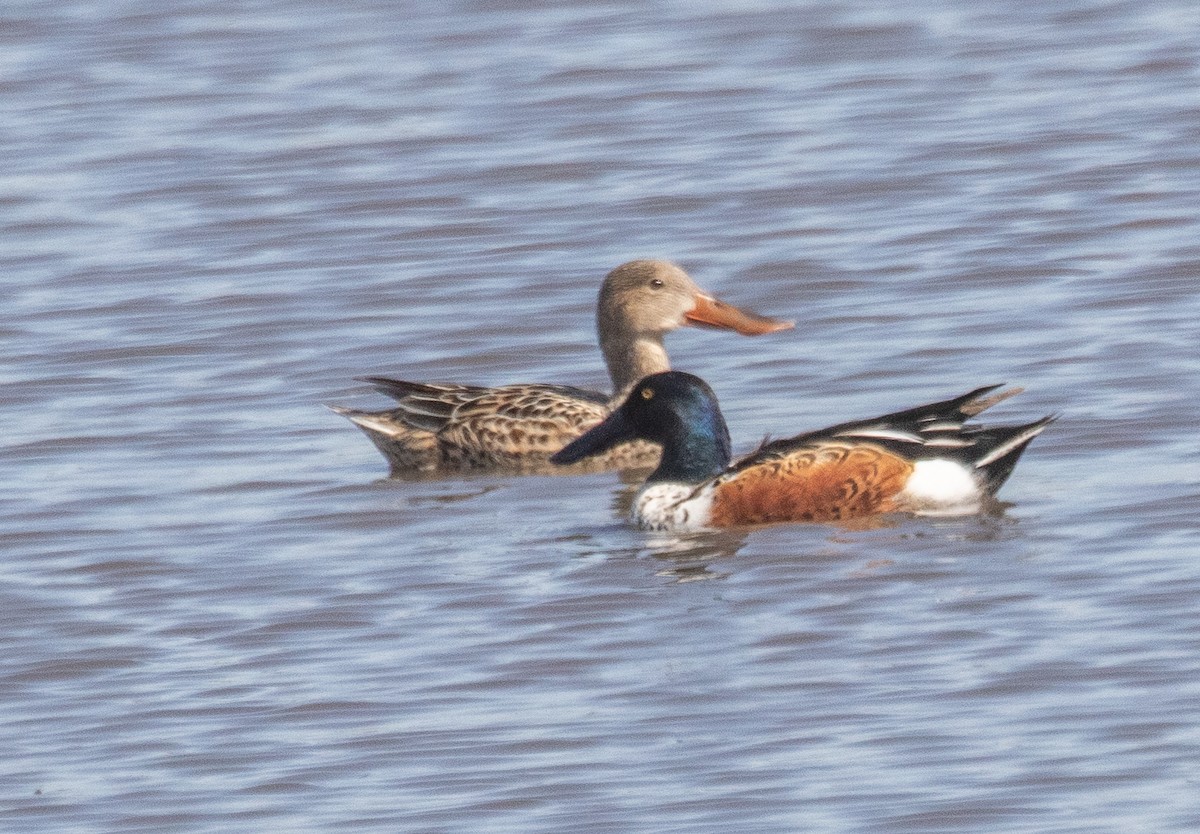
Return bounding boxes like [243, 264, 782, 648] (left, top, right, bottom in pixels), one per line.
[329, 381, 639, 470]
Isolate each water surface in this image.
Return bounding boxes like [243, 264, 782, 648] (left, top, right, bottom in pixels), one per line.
[4, 0, 1200, 831]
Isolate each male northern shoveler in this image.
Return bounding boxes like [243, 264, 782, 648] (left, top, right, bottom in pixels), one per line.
[551, 371, 1055, 530]
[330, 260, 792, 472]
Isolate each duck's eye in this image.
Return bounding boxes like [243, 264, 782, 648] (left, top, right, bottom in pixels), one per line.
[641, 387, 655, 400]
[649, 278, 664, 289]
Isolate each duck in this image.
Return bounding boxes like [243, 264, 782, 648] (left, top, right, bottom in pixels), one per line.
[550, 371, 1056, 530]
[330, 260, 792, 472]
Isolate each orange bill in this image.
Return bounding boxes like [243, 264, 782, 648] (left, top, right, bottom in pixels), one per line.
[685, 293, 794, 335]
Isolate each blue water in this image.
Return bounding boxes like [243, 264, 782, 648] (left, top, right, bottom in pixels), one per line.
[4, 0, 1200, 831]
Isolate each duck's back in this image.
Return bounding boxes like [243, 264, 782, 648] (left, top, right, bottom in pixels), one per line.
[349, 378, 659, 471]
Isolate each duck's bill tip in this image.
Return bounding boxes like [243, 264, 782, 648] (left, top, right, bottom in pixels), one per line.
[548, 447, 581, 465]
[686, 294, 793, 335]
[550, 438, 602, 466]
[551, 410, 635, 465]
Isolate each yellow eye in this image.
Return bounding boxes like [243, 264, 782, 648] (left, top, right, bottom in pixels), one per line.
[640, 387, 655, 400]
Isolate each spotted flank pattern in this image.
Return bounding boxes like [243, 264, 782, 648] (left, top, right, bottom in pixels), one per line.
[332, 381, 657, 471]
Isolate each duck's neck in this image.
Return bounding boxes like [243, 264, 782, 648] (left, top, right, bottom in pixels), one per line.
[648, 409, 732, 485]
[602, 331, 670, 403]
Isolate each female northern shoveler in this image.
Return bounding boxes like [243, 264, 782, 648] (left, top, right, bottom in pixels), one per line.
[330, 260, 792, 472]
[551, 371, 1055, 530]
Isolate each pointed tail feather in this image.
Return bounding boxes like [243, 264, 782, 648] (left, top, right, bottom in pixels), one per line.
[327, 404, 440, 471]
[974, 414, 1058, 494]
[960, 386, 1024, 417]
[356, 376, 463, 401]
[326, 404, 417, 439]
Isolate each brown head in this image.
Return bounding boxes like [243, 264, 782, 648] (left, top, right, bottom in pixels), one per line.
[596, 260, 792, 396]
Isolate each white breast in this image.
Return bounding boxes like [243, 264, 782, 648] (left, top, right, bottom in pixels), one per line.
[898, 459, 984, 515]
[633, 482, 715, 531]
